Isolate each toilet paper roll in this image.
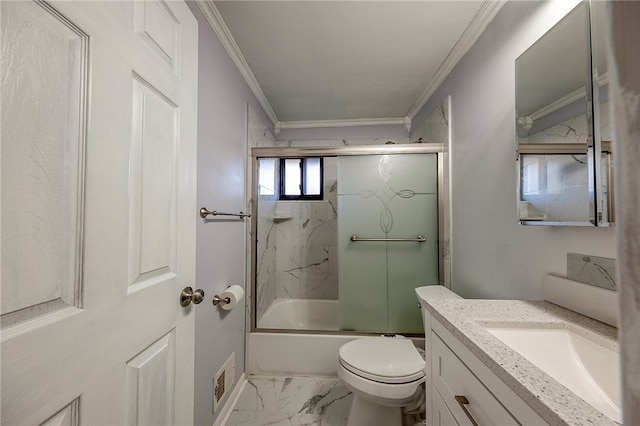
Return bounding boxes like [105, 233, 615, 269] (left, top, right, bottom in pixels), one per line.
[220, 285, 244, 311]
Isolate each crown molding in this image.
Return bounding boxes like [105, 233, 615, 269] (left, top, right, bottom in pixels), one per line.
[274, 116, 411, 135]
[406, 0, 506, 120]
[196, 0, 278, 125]
[528, 87, 586, 122]
[197, 0, 504, 132]
[596, 71, 610, 88]
[525, 72, 610, 122]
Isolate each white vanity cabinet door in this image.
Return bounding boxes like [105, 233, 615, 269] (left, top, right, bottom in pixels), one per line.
[432, 331, 519, 425]
[433, 389, 460, 426]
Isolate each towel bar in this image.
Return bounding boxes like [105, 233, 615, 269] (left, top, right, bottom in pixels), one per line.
[200, 207, 251, 219]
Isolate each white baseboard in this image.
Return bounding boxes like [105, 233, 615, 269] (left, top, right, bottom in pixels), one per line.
[213, 373, 247, 426]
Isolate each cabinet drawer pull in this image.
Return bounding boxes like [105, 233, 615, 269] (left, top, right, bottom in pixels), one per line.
[455, 395, 479, 426]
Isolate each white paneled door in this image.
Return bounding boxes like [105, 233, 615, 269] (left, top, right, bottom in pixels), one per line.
[1, 1, 198, 424]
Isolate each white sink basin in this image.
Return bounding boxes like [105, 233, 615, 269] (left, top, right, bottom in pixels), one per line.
[484, 325, 620, 423]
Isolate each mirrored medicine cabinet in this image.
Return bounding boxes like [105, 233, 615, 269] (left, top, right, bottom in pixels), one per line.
[516, 0, 613, 226]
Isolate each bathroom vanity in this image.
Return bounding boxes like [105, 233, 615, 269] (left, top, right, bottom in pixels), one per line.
[419, 298, 619, 426]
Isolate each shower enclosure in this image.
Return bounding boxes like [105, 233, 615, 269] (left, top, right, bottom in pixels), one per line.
[250, 145, 444, 335]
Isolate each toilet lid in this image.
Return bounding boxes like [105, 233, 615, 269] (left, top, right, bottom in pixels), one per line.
[339, 337, 425, 383]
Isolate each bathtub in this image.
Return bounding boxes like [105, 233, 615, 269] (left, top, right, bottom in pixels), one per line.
[249, 296, 426, 377]
[257, 298, 339, 330]
[247, 286, 455, 377]
[250, 298, 347, 376]
[247, 332, 425, 376]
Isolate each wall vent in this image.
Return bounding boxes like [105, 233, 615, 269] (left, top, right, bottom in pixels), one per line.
[213, 352, 235, 413]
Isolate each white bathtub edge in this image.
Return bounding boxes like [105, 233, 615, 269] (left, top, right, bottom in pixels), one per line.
[247, 333, 352, 377]
[247, 333, 425, 377]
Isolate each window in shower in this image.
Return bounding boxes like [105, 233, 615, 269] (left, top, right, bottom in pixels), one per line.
[280, 157, 323, 200]
[258, 158, 277, 196]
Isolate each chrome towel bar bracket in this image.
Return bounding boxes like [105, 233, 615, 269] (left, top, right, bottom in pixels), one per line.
[200, 207, 251, 219]
[350, 235, 426, 242]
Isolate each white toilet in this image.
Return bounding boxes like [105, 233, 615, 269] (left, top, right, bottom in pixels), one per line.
[337, 286, 461, 426]
[337, 335, 425, 426]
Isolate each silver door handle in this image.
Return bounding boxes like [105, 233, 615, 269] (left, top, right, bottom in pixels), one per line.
[180, 286, 205, 307]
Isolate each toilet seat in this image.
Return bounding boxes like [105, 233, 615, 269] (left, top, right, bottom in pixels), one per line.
[340, 359, 424, 384]
[338, 337, 425, 384]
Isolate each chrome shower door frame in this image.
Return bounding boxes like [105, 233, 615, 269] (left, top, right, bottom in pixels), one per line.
[249, 144, 446, 334]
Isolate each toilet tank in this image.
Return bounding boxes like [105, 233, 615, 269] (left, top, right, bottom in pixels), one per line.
[414, 285, 461, 302]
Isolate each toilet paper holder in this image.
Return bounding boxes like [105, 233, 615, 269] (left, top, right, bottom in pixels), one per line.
[212, 284, 244, 310]
[212, 294, 231, 306]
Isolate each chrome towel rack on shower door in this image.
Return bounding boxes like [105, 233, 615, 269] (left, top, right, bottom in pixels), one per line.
[350, 235, 426, 242]
[199, 207, 251, 219]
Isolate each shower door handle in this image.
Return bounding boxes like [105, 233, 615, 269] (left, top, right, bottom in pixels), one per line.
[350, 235, 426, 242]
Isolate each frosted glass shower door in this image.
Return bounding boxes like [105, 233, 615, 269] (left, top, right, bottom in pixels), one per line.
[338, 195, 389, 332]
[338, 154, 439, 333]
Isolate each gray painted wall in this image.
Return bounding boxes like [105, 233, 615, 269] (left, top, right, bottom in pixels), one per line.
[414, 0, 616, 300]
[186, 3, 272, 425]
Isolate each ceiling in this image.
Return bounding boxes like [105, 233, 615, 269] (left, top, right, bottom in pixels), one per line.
[208, 1, 504, 131]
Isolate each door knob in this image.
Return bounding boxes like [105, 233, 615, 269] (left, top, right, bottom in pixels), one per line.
[180, 286, 205, 307]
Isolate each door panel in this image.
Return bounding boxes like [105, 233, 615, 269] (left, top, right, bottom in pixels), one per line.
[42, 400, 80, 426]
[129, 75, 179, 289]
[126, 330, 176, 425]
[0, 0, 87, 326]
[1, 1, 198, 424]
[133, 0, 182, 73]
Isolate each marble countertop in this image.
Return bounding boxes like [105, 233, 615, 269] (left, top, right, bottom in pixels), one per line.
[421, 299, 619, 426]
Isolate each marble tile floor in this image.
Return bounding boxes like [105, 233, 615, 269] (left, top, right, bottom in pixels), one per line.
[225, 375, 353, 426]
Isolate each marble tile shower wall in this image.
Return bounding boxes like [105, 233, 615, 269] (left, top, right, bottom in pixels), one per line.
[410, 101, 449, 145]
[255, 197, 277, 321]
[527, 101, 611, 145]
[411, 100, 451, 286]
[567, 252, 617, 290]
[520, 102, 611, 221]
[274, 158, 338, 300]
